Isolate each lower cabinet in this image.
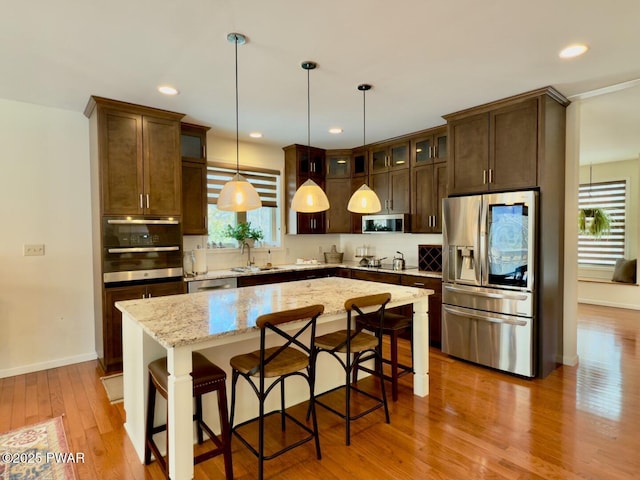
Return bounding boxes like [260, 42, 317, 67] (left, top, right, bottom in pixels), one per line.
[101, 280, 185, 373]
[400, 275, 442, 348]
[236, 268, 335, 287]
[349, 269, 442, 347]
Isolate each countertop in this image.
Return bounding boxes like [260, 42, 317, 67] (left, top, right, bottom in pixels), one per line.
[185, 261, 442, 282]
[116, 276, 433, 349]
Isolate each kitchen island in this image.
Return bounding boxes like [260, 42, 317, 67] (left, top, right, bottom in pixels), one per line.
[117, 276, 432, 480]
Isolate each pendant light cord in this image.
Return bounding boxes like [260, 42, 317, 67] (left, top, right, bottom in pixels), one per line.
[362, 87, 366, 147]
[307, 66, 311, 179]
[234, 36, 240, 174]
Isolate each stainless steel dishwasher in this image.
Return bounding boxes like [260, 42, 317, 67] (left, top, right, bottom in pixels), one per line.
[187, 277, 238, 293]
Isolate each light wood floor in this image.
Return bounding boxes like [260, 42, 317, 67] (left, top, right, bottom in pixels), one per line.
[1, 303, 639, 479]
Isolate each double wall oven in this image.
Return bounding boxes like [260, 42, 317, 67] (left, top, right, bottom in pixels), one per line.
[100, 217, 184, 373]
[102, 217, 183, 283]
[442, 190, 537, 377]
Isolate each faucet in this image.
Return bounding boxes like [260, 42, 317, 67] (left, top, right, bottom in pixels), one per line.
[241, 241, 254, 266]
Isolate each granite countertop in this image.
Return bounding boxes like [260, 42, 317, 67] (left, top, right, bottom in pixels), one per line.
[185, 261, 442, 282]
[116, 277, 433, 349]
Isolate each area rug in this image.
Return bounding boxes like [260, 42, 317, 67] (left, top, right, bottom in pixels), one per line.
[100, 373, 123, 404]
[0, 416, 77, 479]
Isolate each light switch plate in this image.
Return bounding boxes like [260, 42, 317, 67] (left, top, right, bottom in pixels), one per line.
[24, 244, 45, 256]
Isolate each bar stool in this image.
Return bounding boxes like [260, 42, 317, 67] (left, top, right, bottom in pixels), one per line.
[145, 351, 233, 479]
[313, 293, 391, 445]
[229, 304, 324, 480]
[353, 309, 413, 401]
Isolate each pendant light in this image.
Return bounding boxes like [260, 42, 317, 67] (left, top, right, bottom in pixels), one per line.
[348, 84, 382, 213]
[290, 61, 330, 213]
[217, 33, 262, 212]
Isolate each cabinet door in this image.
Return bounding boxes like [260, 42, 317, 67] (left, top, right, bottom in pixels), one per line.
[182, 161, 208, 235]
[411, 165, 435, 233]
[103, 284, 146, 373]
[100, 109, 144, 215]
[389, 142, 410, 170]
[448, 112, 489, 195]
[389, 169, 410, 214]
[433, 129, 448, 164]
[371, 171, 390, 212]
[325, 178, 352, 233]
[326, 151, 351, 178]
[490, 98, 538, 191]
[432, 162, 448, 233]
[180, 123, 207, 163]
[296, 212, 325, 234]
[371, 146, 388, 173]
[413, 137, 434, 168]
[147, 280, 186, 297]
[351, 150, 368, 177]
[297, 146, 325, 179]
[143, 116, 182, 216]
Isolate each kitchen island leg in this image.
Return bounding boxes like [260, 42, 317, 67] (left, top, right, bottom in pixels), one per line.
[412, 297, 429, 396]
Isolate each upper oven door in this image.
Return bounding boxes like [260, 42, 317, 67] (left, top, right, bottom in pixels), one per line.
[481, 190, 537, 292]
[102, 218, 183, 283]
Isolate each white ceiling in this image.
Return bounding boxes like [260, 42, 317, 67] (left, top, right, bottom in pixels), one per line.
[2, 0, 640, 156]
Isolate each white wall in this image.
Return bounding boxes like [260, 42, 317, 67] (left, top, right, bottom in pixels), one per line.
[0, 99, 96, 378]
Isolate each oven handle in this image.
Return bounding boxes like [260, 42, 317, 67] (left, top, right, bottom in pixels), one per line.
[107, 246, 180, 254]
[107, 219, 179, 225]
[444, 284, 528, 301]
[443, 305, 528, 326]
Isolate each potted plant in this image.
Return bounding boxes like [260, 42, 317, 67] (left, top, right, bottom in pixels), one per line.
[224, 222, 264, 247]
[578, 207, 611, 237]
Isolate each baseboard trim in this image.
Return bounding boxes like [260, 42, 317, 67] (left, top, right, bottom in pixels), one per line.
[578, 298, 640, 311]
[0, 352, 98, 379]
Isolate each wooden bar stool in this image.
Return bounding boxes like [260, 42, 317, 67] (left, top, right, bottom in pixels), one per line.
[353, 309, 413, 401]
[312, 293, 391, 445]
[145, 351, 233, 479]
[229, 304, 324, 480]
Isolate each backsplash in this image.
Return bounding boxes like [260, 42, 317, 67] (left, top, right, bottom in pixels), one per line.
[418, 245, 442, 272]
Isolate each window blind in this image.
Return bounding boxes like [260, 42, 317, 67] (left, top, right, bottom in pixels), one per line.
[207, 164, 279, 208]
[577, 180, 626, 266]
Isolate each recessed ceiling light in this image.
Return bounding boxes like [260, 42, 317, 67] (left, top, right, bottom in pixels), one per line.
[158, 85, 179, 95]
[559, 44, 588, 59]
[249, 132, 263, 138]
[329, 127, 343, 134]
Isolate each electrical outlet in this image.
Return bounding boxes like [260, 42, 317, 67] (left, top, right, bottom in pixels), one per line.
[24, 244, 45, 256]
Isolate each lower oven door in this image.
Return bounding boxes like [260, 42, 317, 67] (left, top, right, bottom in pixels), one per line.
[442, 304, 535, 377]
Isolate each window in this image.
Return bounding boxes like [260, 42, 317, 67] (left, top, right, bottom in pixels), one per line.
[206, 163, 281, 248]
[578, 180, 626, 266]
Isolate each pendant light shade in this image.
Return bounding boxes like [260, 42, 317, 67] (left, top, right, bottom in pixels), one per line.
[218, 32, 262, 212]
[347, 184, 382, 213]
[292, 178, 331, 212]
[348, 84, 382, 214]
[290, 61, 330, 213]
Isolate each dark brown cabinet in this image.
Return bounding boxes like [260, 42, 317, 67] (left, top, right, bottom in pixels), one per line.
[325, 150, 353, 233]
[446, 96, 539, 195]
[181, 123, 210, 235]
[102, 280, 185, 373]
[236, 268, 335, 287]
[371, 169, 410, 214]
[411, 127, 448, 233]
[284, 144, 327, 234]
[401, 275, 442, 347]
[86, 97, 183, 216]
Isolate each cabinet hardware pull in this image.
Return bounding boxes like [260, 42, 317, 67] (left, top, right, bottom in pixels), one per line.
[146, 194, 150, 209]
[489, 168, 493, 184]
[413, 282, 425, 287]
[433, 215, 437, 228]
[483, 170, 487, 184]
[428, 146, 432, 158]
[428, 215, 432, 228]
[139, 194, 143, 209]
[434, 145, 438, 158]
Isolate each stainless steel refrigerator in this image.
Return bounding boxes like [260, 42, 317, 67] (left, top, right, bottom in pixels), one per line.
[442, 190, 537, 377]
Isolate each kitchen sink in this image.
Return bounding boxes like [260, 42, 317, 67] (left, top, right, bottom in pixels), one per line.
[230, 266, 279, 273]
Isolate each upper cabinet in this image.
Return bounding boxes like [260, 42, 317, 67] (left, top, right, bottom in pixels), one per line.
[444, 88, 568, 195]
[411, 126, 448, 233]
[370, 140, 410, 173]
[325, 150, 353, 233]
[181, 123, 210, 235]
[283, 144, 327, 234]
[85, 96, 184, 216]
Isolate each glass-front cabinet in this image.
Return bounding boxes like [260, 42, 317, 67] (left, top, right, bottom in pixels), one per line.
[326, 149, 351, 178]
[370, 140, 410, 173]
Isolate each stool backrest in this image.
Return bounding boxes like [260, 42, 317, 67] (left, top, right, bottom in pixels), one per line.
[252, 304, 324, 376]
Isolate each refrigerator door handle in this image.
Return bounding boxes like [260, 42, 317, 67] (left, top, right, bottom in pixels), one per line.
[443, 305, 528, 327]
[444, 284, 528, 301]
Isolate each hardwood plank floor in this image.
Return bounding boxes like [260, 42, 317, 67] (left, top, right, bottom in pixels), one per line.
[1, 303, 638, 479]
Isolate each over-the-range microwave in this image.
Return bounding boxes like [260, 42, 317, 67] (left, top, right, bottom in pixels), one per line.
[362, 214, 410, 233]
